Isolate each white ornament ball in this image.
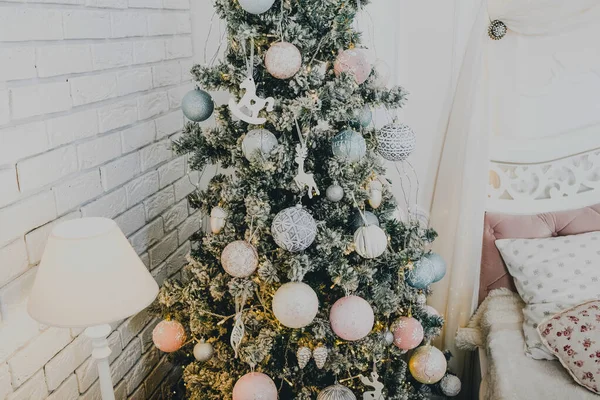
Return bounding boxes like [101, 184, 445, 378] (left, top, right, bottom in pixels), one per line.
[384, 330, 395, 345]
[265, 42, 302, 79]
[232, 372, 278, 400]
[409, 345, 447, 384]
[368, 180, 383, 209]
[440, 374, 462, 397]
[272, 282, 319, 328]
[242, 129, 278, 161]
[329, 295, 374, 341]
[371, 59, 391, 88]
[332, 130, 366, 163]
[238, 0, 275, 14]
[210, 206, 227, 234]
[350, 211, 379, 231]
[334, 49, 372, 85]
[376, 123, 416, 162]
[354, 225, 387, 259]
[426, 305, 440, 317]
[271, 206, 317, 252]
[181, 89, 214, 122]
[193, 340, 214, 362]
[317, 384, 356, 400]
[221, 240, 258, 278]
[426, 252, 447, 283]
[326, 184, 344, 202]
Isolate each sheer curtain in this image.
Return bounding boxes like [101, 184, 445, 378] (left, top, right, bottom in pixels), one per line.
[427, 0, 600, 382]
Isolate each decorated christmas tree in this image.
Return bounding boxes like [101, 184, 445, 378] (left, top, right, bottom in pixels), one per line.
[152, 0, 461, 398]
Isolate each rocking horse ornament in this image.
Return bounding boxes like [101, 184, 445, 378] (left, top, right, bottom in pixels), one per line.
[293, 119, 320, 199]
[228, 75, 275, 125]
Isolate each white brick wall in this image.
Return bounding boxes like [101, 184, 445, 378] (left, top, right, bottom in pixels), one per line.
[0, 0, 198, 398]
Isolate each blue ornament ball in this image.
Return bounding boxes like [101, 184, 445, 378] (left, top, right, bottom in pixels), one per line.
[332, 130, 366, 163]
[405, 258, 436, 289]
[182, 89, 214, 122]
[352, 105, 372, 128]
[350, 211, 379, 231]
[426, 253, 447, 283]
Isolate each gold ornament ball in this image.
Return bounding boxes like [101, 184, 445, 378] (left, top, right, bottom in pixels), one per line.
[409, 345, 447, 384]
[265, 42, 302, 80]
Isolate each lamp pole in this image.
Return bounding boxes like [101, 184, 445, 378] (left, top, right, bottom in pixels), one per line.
[85, 324, 116, 400]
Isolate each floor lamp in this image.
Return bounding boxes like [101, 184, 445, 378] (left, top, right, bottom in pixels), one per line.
[28, 218, 159, 400]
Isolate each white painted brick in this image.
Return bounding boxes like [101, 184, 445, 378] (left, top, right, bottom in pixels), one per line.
[124, 348, 158, 395]
[150, 262, 167, 286]
[129, 217, 164, 254]
[155, 111, 183, 139]
[111, 12, 147, 38]
[121, 121, 156, 153]
[165, 241, 190, 276]
[0, 8, 63, 42]
[158, 156, 185, 188]
[133, 40, 165, 64]
[0, 191, 56, 247]
[46, 374, 78, 400]
[140, 140, 171, 171]
[37, 45, 92, 78]
[115, 205, 145, 236]
[77, 133, 121, 169]
[165, 37, 193, 59]
[0, 47, 36, 81]
[0, 122, 48, 164]
[54, 170, 103, 215]
[111, 338, 142, 384]
[180, 58, 194, 81]
[139, 252, 150, 269]
[0, 167, 20, 208]
[45, 334, 91, 391]
[163, 0, 189, 9]
[46, 110, 98, 147]
[124, 171, 159, 207]
[137, 92, 169, 121]
[81, 187, 127, 219]
[86, 0, 127, 8]
[11, 82, 72, 120]
[97, 99, 138, 133]
[138, 318, 159, 353]
[144, 356, 172, 395]
[0, 239, 29, 288]
[152, 62, 181, 87]
[24, 212, 80, 266]
[92, 42, 133, 70]
[6, 369, 47, 400]
[0, 363, 13, 399]
[173, 171, 198, 202]
[116, 67, 153, 96]
[0, 313, 40, 364]
[75, 332, 121, 392]
[128, 382, 146, 400]
[0, 90, 9, 125]
[8, 327, 71, 387]
[17, 146, 78, 192]
[70, 73, 118, 106]
[177, 211, 200, 243]
[79, 376, 126, 400]
[129, 0, 161, 8]
[63, 10, 111, 39]
[144, 186, 174, 220]
[167, 83, 192, 108]
[147, 12, 190, 36]
[148, 230, 177, 268]
[100, 151, 140, 191]
[163, 200, 188, 233]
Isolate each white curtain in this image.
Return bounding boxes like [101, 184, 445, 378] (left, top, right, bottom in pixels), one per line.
[428, 0, 600, 383]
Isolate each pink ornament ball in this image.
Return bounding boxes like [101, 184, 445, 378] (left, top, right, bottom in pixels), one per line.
[152, 320, 186, 353]
[329, 295, 374, 341]
[232, 372, 278, 400]
[393, 316, 424, 351]
[409, 345, 448, 384]
[426, 305, 440, 317]
[265, 42, 302, 80]
[334, 49, 372, 85]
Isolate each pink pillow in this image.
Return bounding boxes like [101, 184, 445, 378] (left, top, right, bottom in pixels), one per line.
[538, 300, 600, 394]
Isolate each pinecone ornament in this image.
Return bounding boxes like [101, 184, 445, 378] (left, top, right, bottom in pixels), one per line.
[297, 346, 312, 369]
[312, 346, 328, 369]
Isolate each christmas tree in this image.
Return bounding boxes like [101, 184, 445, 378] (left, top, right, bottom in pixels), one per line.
[152, 0, 459, 399]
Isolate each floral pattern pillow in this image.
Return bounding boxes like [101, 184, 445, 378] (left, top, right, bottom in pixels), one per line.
[538, 300, 600, 394]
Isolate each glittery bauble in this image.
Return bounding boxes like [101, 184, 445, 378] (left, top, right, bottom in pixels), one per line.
[232, 372, 278, 400]
[329, 295, 374, 341]
[384, 330, 395, 345]
[242, 129, 278, 161]
[426, 252, 447, 283]
[488, 20, 507, 40]
[354, 225, 387, 259]
[326, 184, 344, 202]
[312, 346, 328, 369]
[376, 123, 416, 162]
[440, 374, 462, 397]
[152, 320, 186, 353]
[426, 305, 440, 317]
[393, 316, 424, 351]
[210, 206, 227, 234]
[265, 42, 302, 79]
[238, 0, 275, 14]
[351, 105, 372, 128]
[296, 346, 312, 369]
[193, 340, 214, 362]
[405, 257, 436, 289]
[350, 210, 379, 231]
[221, 240, 258, 278]
[334, 49, 372, 85]
[409, 345, 448, 384]
[317, 384, 357, 400]
[331, 130, 366, 163]
[271, 206, 317, 252]
[272, 282, 319, 328]
[181, 89, 214, 122]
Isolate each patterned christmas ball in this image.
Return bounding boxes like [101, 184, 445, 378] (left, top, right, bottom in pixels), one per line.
[371, 59, 391, 88]
[334, 49, 372, 85]
[326, 184, 344, 202]
[329, 295, 374, 341]
[242, 129, 278, 161]
[331, 130, 366, 163]
[193, 340, 214, 362]
[317, 384, 356, 400]
[440, 374, 462, 397]
[426, 252, 447, 283]
[271, 206, 317, 252]
[426, 305, 440, 317]
[296, 346, 312, 369]
[392, 316, 424, 351]
[182, 89, 214, 122]
[405, 258, 436, 289]
[210, 206, 227, 234]
[221, 240, 258, 278]
[350, 210, 379, 231]
[351, 105, 372, 128]
[376, 123, 416, 162]
[238, 0, 275, 14]
[272, 282, 319, 328]
[232, 372, 278, 400]
[354, 225, 387, 259]
[152, 320, 186, 353]
[409, 345, 448, 384]
[265, 42, 302, 79]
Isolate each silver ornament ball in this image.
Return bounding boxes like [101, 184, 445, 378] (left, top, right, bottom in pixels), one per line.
[221, 240, 258, 278]
[376, 123, 416, 162]
[238, 0, 275, 14]
[317, 384, 356, 400]
[384, 330, 395, 345]
[271, 206, 317, 252]
[193, 340, 214, 362]
[350, 210, 379, 231]
[352, 105, 372, 128]
[265, 42, 302, 80]
[440, 374, 462, 397]
[242, 129, 278, 161]
[326, 184, 344, 202]
[332, 130, 366, 163]
[182, 89, 214, 122]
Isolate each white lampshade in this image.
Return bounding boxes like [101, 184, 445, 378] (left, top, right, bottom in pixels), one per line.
[28, 218, 159, 328]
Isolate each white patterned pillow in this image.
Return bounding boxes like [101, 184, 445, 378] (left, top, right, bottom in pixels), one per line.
[496, 232, 600, 360]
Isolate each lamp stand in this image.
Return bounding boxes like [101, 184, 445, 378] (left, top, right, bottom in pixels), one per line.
[85, 324, 115, 400]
